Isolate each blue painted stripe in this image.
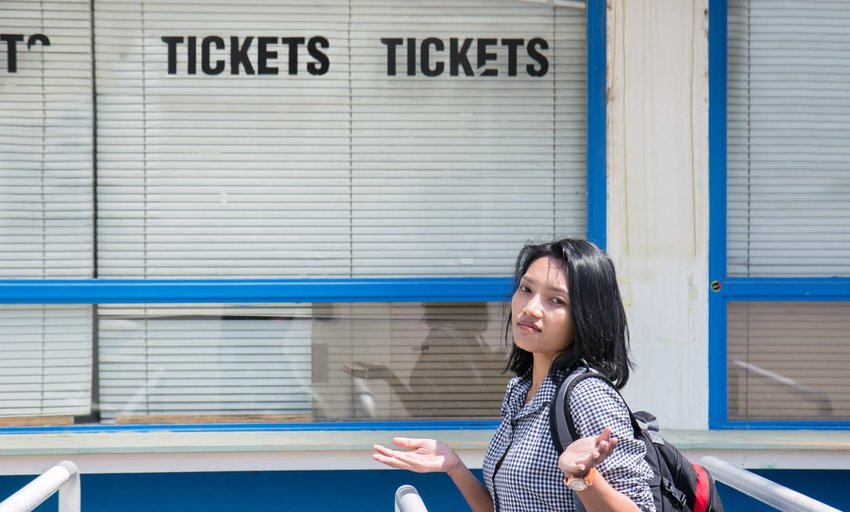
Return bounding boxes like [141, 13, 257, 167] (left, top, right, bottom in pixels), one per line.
[707, 0, 728, 430]
[708, 0, 728, 285]
[0, 277, 514, 304]
[718, 278, 850, 300]
[587, 0, 607, 251]
[708, 285, 727, 429]
[0, 419, 500, 435]
[714, 419, 850, 430]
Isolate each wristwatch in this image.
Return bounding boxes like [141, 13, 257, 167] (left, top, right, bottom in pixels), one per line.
[565, 467, 597, 492]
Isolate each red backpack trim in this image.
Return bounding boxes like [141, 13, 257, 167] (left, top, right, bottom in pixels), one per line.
[692, 463, 710, 512]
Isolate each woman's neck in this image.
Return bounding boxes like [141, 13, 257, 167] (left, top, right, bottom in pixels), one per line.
[532, 357, 551, 388]
[525, 353, 555, 403]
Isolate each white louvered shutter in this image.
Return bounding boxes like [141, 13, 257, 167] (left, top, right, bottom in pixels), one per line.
[97, 305, 312, 423]
[727, 0, 850, 277]
[0, 305, 92, 419]
[0, 2, 94, 420]
[94, 0, 352, 278]
[1, 0, 93, 278]
[554, 9, 588, 237]
[348, 2, 586, 275]
[95, 0, 587, 279]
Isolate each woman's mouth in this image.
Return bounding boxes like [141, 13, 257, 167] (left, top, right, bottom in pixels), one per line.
[517, 321, 540, 333]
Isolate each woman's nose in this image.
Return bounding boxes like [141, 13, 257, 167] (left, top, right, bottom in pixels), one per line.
[523, 295, 543, 318]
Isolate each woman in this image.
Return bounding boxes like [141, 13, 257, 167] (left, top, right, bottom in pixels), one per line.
[372, 239, 655, 512]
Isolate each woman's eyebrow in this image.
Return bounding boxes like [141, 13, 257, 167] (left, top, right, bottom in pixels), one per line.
[521, 275, 568, 295]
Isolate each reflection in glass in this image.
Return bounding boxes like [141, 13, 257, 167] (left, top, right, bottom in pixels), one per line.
[1, 302, 509, 425]
[98, 305, 313, 424]
[340, 303, 509, 419]
[727, 302, 850, 421]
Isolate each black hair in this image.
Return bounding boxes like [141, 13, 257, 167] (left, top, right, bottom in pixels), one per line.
[504, 238, 633, 389]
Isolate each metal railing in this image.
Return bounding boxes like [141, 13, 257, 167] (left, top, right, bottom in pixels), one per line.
[394, 485, 428, 512]
[0, 461, 81, 512]
[731, 359, 833, 416]
[701, 456, 840, 512]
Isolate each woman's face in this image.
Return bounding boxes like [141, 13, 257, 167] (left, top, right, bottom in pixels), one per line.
[511, 256, 575, 360]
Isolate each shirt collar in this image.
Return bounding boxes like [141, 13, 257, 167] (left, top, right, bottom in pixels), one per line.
[508, 367, 570, 420]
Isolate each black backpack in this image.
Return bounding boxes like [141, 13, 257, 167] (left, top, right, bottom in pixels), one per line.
[549, 365, 724, 512]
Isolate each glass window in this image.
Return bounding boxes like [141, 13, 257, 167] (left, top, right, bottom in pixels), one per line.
[0, 302, 507, 425]
[0, 305, 93, 423]
[727, 0, 850, 277]
[2, 0, 592, 427]
[718, 0, 850, 427]
[727, 302, 850, 422]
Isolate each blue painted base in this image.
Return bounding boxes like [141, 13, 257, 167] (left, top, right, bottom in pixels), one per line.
[716, 469, 847, 511]
[1, 468, 846, 511]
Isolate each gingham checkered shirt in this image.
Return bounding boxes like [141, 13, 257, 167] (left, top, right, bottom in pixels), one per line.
[482, 368, 656, 512]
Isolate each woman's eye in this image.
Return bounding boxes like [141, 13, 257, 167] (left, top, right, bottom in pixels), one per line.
[551, 297, 566, 305]
[519, 285, 531, 293]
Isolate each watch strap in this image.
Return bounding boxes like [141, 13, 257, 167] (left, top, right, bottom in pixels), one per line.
[565, 466, 597, 491]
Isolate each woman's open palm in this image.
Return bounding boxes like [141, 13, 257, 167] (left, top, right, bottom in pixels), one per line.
[558, 426, 619, 477]
[373, 437, 460, 474]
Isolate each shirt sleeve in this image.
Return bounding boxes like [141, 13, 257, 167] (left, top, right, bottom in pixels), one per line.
[568, 377, 657, 512]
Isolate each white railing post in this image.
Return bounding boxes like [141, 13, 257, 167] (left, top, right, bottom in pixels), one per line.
[700, 456, 840, 512]
[0, 461, 80, 512]
[394, 485, 428, 512]
[57, 461, 81, 512]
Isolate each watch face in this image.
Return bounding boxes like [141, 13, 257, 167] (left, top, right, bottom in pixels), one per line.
[567, 477, 589, 492]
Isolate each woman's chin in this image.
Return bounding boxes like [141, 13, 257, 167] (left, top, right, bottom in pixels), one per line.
[513, 335, 541, 353]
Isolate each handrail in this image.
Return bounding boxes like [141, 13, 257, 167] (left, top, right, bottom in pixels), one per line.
[700, 456, 840, 512]
[394, 485, 429, 512]
[0, 461, 80, 512]
[732, 359, 833, 416]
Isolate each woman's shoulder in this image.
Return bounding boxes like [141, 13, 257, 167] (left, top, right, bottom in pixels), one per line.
[504, 372, 530, 394]
[567, 374, 632, 438]
[499, 373, 531, 412]
[568, 372, 626, 407]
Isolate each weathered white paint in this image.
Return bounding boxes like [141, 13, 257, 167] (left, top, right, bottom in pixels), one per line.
[1, 448, 847, 477]
[606, 0, 711, 429]
[3, 428, 850, 476]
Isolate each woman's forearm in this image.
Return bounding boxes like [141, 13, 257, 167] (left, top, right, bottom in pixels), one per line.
[573, 472, 640, 512]
[447, 462, 494, 512]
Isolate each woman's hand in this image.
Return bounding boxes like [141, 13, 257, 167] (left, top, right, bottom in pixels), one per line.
[558, 426, 618, 478]
[373, 438, 461, 474]
[376, 438, 493, 512]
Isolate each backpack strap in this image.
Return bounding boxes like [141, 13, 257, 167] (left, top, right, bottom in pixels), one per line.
[632, 410, 665, 445]
[549, 363, 611, 454]
[549, 362, 643, 454]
